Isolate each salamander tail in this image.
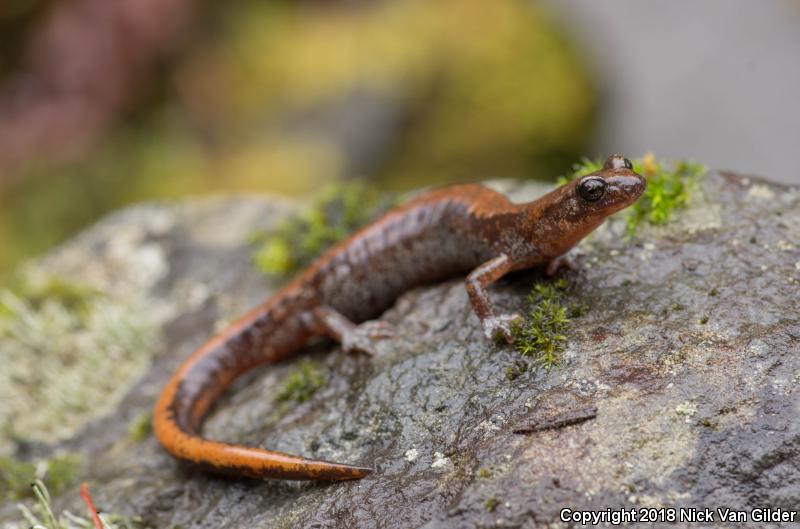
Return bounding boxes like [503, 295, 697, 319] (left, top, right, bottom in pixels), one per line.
[152, 302, 373, 481]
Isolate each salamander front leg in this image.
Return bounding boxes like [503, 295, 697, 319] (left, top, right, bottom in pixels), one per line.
[465, 254, 521, 343]
[311, 306, 394, 356]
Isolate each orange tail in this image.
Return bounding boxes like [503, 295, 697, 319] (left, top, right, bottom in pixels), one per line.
[153, 302, 372, 481]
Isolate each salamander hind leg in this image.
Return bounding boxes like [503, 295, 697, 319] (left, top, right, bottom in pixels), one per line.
[311, 306, 394, 356]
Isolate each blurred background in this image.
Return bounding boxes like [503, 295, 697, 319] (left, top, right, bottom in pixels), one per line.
[0, 0, 798, 276]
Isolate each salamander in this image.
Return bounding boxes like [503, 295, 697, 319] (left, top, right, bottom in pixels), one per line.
[153, 154, 646, 481]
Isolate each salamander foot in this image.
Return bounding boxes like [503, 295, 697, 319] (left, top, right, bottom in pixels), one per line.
[483, 313, 523, 343]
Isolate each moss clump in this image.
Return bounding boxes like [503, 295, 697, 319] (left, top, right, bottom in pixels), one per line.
[476, 467, 492, 479]
[485, 496, 500, 512]
[252, 183, 396, 277]
[0, 454, 82, 501]
[626, 154, 706, 234]
[512, 278, 578, 368]
[559, 153, 707, 235]
[129, 412, 153, 443]
[275, 360, 326, 404]
[14, 480, 147, 529]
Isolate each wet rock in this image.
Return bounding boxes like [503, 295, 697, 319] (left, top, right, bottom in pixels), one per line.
[1, 172, 798, 528]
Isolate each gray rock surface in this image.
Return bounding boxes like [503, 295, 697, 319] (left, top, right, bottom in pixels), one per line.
[1, 172, 799, 528]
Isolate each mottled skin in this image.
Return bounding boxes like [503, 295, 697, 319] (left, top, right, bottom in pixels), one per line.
[154, 154, 646, 481]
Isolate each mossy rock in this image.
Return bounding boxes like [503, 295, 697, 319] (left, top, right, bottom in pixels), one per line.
[1, 172, 799, 528]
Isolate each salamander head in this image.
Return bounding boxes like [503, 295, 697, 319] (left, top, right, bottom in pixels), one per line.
[572, 154, 646, 218]
[533, 154, 646, 256]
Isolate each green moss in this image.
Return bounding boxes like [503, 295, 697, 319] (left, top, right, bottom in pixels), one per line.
[569, 303, 589, 319]
[0, 275, 99, 322]
[558, 154, 707, 235]
[699, 315, 709, 325]
[0, 454, 81, 501]
[15, 480, 147, 529]
[22, 480, 59, 529]
[626, 156, 707, 235]
[275, 359, 326, 403]
[252, 183, 396, 277]
[44, 455, 82, 498]
[129, 412, 153, 443]
[512, 278, 577, 368]
[485, 496, 500, 512]
[0, 456, 35, 500]
[476, 467, 492, 479]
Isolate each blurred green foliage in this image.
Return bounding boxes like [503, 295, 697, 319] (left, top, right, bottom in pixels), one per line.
[0, 0, 595, 276]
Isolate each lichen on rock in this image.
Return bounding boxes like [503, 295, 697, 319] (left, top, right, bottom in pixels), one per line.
[0, 273, 158, 452]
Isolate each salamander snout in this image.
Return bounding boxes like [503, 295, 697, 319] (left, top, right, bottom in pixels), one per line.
[609, 171, 647, 199]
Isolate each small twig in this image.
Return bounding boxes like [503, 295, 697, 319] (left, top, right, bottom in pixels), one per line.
[80, 482, 105, 529]
[513, 405, 598, 434]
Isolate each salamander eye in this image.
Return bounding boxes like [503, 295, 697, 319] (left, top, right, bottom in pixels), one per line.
[623, 157, 633, 170]
[578, 177, 606, 202]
